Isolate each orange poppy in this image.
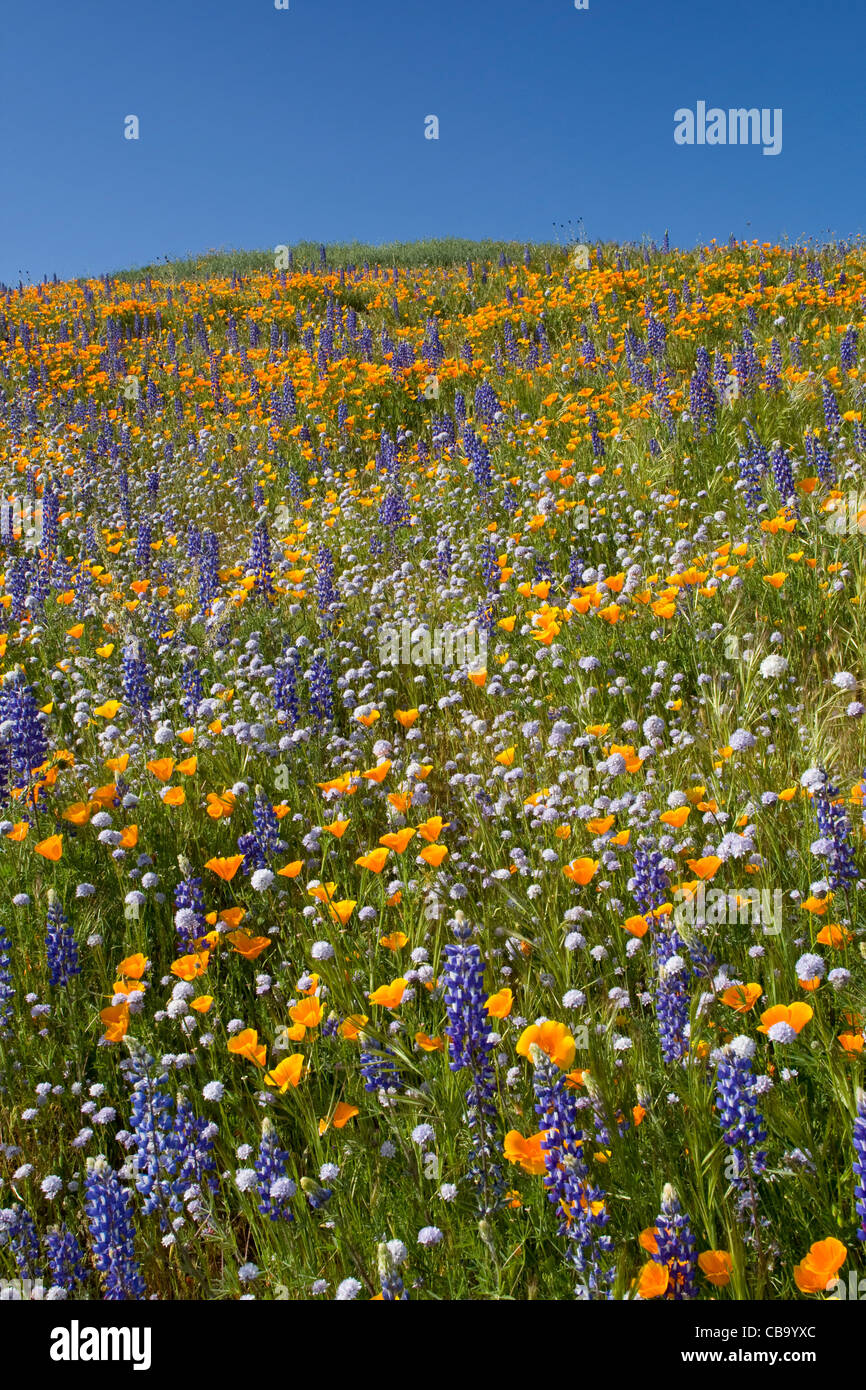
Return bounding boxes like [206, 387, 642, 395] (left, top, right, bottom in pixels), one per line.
[319, 1101, 359, 1134]
[369, 977, 407, 1009]
[227, 1028, 267, 1068]
[721, 983, 762, 1012]
[418, 843, 448, 867]
[757, 1002, 813, 1035]
[34, 834, 63, 861]
[563, 857, 598, 885]
[227, 931, 271, 961]
[504, 1130, 547, 1175]
[265, 1054, 305, 1090]
[100, 1002, 130, 1043]
[356, 847, 390, 873]
[516, 1021, 576, 1070]
[205, 854, 244, 881]
[793, 1238, 847, 1293]
[485, 988, 514, 1019]
[698, 1251, 733, 1287]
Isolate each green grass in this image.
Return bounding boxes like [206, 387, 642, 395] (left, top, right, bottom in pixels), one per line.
[110, 237, 564, 284]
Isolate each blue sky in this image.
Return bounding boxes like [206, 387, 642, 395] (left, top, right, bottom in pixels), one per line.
[1, 0, 863, 284]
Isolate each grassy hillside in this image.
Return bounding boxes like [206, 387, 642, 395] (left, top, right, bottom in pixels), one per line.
[0, 236, 864, 1302]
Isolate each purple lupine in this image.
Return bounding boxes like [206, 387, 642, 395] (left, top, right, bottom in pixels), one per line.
[125, 1057, 179, 1221]
[84, 1155, 146, 1300]
[173, 1090, 217, 1203]
[715, 1036, 767, 1188]
[764, 355, 780, 392]
[650, 916, 691, 1064]
[841, 326, 858, 372]
[745, 424, 770, 476]
[442, 927, 504, 1214]
[474, 380, 501, 425]
[0, 672, 49, 787]
[854, 1088, 866, 1244]
[647, 315, 666, 360]
[249, 520, 274, 603]
[480, 537, 498, 592]
[0, 917, 14, 1036]
[238, 786, 286, 873]
[813, 775, 858, 892]
[436, 537, 451, 580]
[733, 334, 759, 397]
[134, 519, 152, 571]
[630, 841, 669, 916]
[186, 521, 201, 562]
[814, 436, 837, 489]
[588, 409, 605, 459]
[378, 1241, 409, 1300]
[273, 652, 300, 728]
[198, 530, 219, 612]
[359, 1036, 402, 1094]
[823, 381, 842, 432]
[422, 319, 444, 369]
[378, 486, 410, 541]
[631, 843, 689, 1063]
[174, 857, 207, 953]
[44, 1224, 87, 1294]
[463, 426, 493, 495]
[654, 370, 675, 437]
[307, 651, 334, 727]
[181, 663, 203, 722]
[254, 1119, 296, 1221]
[738, 448, 762, 518]
[122, 639, 151, 722]
[45, 891, 79, 989]
[688, 347, 717, 434]
[529, 1050, 613, 1299]
[770, 440, 800, 516]
[6, 555, 29, 621]
[40, 483, 59, 557]
[1, 1205, 41, 1280]
[652, 1184, 698, 1300]
[315, 544, 337, 616]
[579, 324, 598, 367]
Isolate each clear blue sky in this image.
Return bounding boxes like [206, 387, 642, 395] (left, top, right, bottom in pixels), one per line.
[1, 0, 863, 284]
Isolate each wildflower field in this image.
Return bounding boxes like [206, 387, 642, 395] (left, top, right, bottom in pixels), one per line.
[1, 235, 866, 1304]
